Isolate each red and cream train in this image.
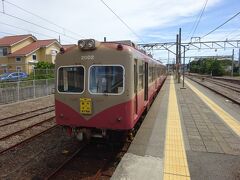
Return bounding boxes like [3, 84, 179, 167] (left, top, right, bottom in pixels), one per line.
[55, 39, 166, 140]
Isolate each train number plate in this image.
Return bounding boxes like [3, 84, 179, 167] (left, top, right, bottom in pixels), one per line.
[80, 98, 92, 115]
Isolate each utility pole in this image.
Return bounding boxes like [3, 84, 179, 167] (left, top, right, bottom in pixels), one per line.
[58, 35, 61, 44]
[176, 34, 179, 80]
[2, 0, 5, 13]
[231, 49, 234, 77]
[178, 28, 181, 83]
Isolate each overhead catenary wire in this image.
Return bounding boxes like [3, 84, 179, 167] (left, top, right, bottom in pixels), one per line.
[191, 0, 208, 38]
[4, 0, 85, 38]
[185, 0, 208, 41]
[0, 11, 78, 41]
[99, 0, 145, 43]
[0, 31, 15, 35]
[0, 21, 56, 39]
[202, 11, 240, 38]
[0, 21, 74, 44]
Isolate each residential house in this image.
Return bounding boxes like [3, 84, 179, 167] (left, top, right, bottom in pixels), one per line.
[0, 34, 61, 74]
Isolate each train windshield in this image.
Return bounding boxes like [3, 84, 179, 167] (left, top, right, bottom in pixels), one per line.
[89, 65, 124, 94]
[58, 66, 84, 93]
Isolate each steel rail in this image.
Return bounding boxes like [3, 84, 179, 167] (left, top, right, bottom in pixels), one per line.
[186, 76, 240, 105]
[204, 78, 240, 93]
[0, 109, 55, 128]
[0, 105, 55, 121]
[0, 116, 55, 141]
[44, 143, 88, 180]
[0, 125, 58, 155]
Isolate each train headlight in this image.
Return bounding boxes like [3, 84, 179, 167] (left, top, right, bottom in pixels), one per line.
[78, 39, 98, 50]
[78, 40, 86, 49]
[87, 39, 95, 48]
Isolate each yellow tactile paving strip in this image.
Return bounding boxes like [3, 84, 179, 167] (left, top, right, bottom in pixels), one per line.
[185, 80, 240, 136]
[163, 76, 190, 180]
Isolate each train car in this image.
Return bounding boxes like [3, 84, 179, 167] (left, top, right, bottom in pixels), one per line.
[55, 39, 166, 140]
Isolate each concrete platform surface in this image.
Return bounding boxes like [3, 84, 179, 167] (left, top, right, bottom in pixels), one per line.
[111, 76, 240, 180]
[111, 153, 163, 180]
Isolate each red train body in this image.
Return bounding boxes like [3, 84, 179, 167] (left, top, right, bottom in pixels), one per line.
[55, 39, 166, 139]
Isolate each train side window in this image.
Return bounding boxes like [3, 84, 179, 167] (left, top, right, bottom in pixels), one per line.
[138, 62, 144, 90]
[89, 65, 124, 95]
[58, 66, 84, 93]
[148, 65, 152, 83]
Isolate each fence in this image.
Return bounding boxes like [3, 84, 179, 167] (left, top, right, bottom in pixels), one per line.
[0, 78, 55, 105]
[0, 69, 55, 105]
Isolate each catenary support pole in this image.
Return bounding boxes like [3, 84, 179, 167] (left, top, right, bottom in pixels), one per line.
[178, 28, 181, 83]
[232, 49, 234, 77]
[238, 49, 240, 76]
[176, 34, 179, 80]
[167, 50, 170, 73]
[182, 46, 186, 88]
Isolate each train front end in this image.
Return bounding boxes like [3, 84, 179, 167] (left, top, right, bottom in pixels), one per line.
[55, 39, 134, 139]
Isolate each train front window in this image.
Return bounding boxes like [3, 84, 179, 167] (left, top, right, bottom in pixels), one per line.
[89, 65, 124, 94]
[58, 66, 84, 93]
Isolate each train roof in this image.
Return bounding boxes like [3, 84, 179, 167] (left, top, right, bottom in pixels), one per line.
[101, 40, 164, 65]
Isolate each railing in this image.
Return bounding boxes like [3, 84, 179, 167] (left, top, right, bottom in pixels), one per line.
[0, 78, 55, 105]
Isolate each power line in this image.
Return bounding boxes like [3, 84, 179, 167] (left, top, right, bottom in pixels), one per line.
[185, 0, 208, 41]
[0, 11, 78, 41]
[0, 21, 75, 44]
[0, 21, 56, 39]
[202, 11, 240, 38]
[4, 0, 85, 38]
[99, 0, 145, 43]
[0, 31, 15, 35]
[191, 0, 208, 38]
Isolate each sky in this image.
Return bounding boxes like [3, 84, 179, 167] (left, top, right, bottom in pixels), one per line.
[0, 0, 240, 63]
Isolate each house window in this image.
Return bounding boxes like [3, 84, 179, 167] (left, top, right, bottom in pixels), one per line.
[16, 66, 22, 72]
[0, 47, 8, 56]
[32, 54, 37, 60]
[16, 57, 22, 62]
[51, 49, 58, 56]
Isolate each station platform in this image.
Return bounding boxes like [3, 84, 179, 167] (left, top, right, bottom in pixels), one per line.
[111, 76, 240, 180]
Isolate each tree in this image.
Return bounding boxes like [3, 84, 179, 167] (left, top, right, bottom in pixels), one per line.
[29, 61, 55, 79]
[35, 61, 55, 69]
[210, 60, 224, 76]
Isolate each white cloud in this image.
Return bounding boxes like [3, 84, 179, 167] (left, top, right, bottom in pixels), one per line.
[0, 0, 222, 43]
[4, 0, 237, 62]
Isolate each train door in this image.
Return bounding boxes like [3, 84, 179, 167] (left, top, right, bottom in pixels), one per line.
[134, 59, 138, 114]
[144, 62, 148, 101]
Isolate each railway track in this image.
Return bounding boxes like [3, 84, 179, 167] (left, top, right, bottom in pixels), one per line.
[213, 76, 240, 85]
[203, 78, 240, 93]
[0, 106, 55, 127]
[0, 105, 55, 121]
[44, 140, 130, 180]
[186, 75, 240, 105]
[0, 116, 57, 155]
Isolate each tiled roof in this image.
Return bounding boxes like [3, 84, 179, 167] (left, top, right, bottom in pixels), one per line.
[0, 34, 36, 46]
[8, 39, 60, 57]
